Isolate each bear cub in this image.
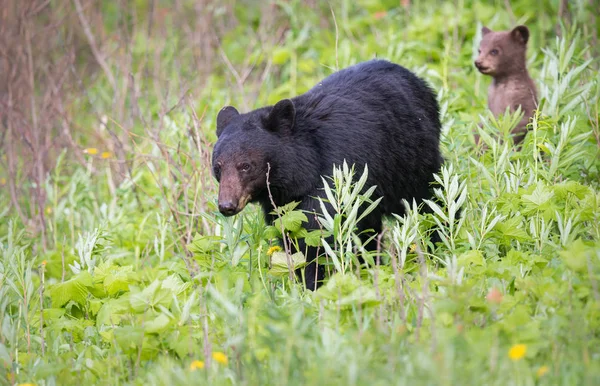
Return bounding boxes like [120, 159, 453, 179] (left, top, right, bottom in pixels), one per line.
[474, 25, 538, 146]
[212, 59, 442, 290]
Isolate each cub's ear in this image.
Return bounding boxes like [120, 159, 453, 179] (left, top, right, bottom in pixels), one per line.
[511, 25, 530, 44]
[481, 26, 492, 36]
[265, 99, 296, 135]
[216, 106, 239, 137]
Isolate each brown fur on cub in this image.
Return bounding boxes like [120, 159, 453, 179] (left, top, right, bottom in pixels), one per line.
[474, 25, 538, 146]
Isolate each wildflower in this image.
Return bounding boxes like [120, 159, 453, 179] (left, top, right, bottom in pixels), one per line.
[84, 148, 98, 155]
[508, 344, 527, 361]
[409, 243, 417, 253]
[41, 260, 47, 266]
[189, 360, 204, 371]
[373, 11, 387, 20]
[486, 288, 503, 304]
[267, 245, 282, 256]
[212, 351, 228, 365]
[45, 207, 52, 215]
[0, 177, 6, 185]
[101, 151, 112, 159]
[537, 365, 549, 377]
[17, 384, 36, 386]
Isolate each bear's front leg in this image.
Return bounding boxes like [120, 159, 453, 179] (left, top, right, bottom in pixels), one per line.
[296, 241, 326, 291]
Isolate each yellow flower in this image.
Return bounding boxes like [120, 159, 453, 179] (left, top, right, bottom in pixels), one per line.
[17, 384, 36, 386]
[212, 351, 228, 365]
[267, 245, 282, 256]
[45, 207, 52, 215]
[101, 151, 112, 159]
[508, 344, 527, 361]
[0, 177, 6, 185]
[84, 148, 98, 155]
[537, 365, 549, 377]
[409, 243, 417, 253]
[189, 360, 204, 370]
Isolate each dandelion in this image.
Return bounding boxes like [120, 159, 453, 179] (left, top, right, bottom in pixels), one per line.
[508, 344, 527, 361]
[267, 245, 282, 256]
[212, 351, 228, 365]
[486, 288, 503, 304]
[101, 151, 112, 159]
[84, 148, 98, 155]
[536, 365, 549, 377]
[189, 360, 204, 371]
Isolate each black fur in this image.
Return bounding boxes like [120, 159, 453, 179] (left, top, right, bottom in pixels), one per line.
[212, 59, 442, 290]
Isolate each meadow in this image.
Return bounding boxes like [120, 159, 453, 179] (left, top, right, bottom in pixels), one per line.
[0, 0, 599, 385]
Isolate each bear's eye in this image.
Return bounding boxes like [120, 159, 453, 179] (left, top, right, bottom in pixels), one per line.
[490, 49, 499, 56]
[239, 163, 251, 172]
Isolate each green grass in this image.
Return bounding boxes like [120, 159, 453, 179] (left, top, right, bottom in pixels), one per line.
[1, 1, 599, 385]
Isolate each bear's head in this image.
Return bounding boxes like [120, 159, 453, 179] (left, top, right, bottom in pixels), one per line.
[212, 99, 296, 216]
[474, 25, 530, 77]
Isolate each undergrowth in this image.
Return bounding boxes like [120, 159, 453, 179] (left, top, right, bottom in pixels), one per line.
[1, 1, 599, 385]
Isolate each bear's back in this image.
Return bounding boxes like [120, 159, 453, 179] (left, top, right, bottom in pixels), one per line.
[289, 59, 442, 215]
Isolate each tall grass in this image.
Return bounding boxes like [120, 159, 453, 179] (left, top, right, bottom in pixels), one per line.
[1, 1, 599, 385]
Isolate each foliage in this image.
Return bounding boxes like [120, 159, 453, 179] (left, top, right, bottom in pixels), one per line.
[1, 0, 599, 385]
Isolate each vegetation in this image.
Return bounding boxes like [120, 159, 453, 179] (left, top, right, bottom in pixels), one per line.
[1, 0, 599, 385]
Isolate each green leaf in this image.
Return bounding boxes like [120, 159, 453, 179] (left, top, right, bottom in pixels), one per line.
[145, 313, 171, 334]
[265, 225, 282, 239]
[268, 251, 306, 277]
[42, 308, 66, 320]
[130, 280, 172, 312]
[274, 210, 308, 233]
[521, 182, 556, 215]
[272, 47, 290, 65]
[304, 230, 329, 247]
[47, 271, 93, 308]
[559, 239, 593, 273]
[553, 180, 590, 200]
[458, 250, 485, 267]
[316, 273, 379, 309]
[161, 274, 190, 295]
[494, 216, 530, 243]
[102, 265, 136, 296]
[179, 291, 198, 326]
[96, 295, 131, 326]
[0, 343, 10, 366]
[187, 234, 222, 255]
[46, 316, 95, 341]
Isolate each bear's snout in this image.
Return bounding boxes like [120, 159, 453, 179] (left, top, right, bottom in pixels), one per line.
[217, 172, 251, 216]
[218, 199, 239, 216]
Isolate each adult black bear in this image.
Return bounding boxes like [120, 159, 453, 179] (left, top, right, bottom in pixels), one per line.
[212, 59, 442, 290]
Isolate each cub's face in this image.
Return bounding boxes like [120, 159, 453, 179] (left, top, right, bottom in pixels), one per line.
[212, 100, 296, 216]
[474, 25, 529, 76]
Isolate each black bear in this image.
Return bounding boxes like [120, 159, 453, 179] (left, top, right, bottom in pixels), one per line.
[212, 59, 442, 290]
[474, 25, 537, 146]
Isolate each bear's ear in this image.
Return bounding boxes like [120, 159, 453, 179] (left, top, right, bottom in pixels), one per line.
[481, 26, 492, 36]
[265, 99, 296, 135]
[216, 106, 239, 137]
[511, 25, 529, 44]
